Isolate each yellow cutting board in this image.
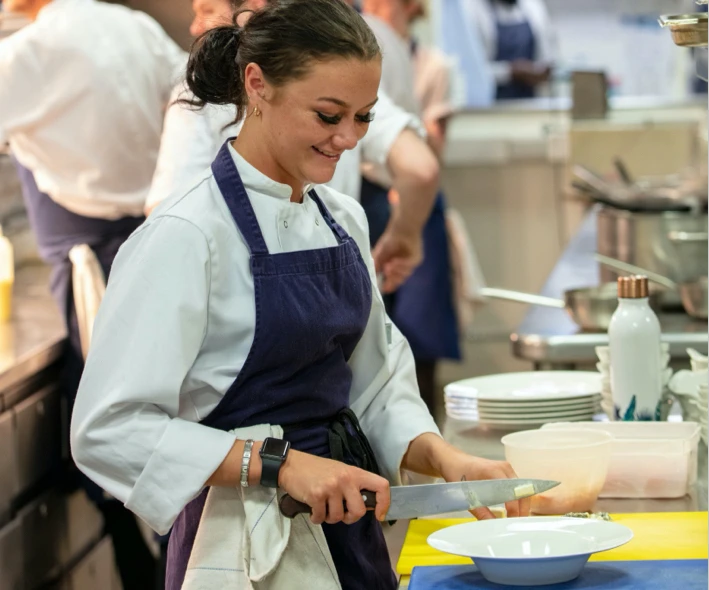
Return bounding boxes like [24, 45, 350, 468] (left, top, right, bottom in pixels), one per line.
[396, 512, 708, 575]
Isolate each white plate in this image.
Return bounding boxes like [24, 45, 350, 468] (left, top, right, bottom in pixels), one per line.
[458, 400, 601, 415]
[427, 517, 633, 586]
[446, 395, 601, 411]
[445, 372, 602, 402]
[476, 406, 600, 420]
[445, 411, 597, 426]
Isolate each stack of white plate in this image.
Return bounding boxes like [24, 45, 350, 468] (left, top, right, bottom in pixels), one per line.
[444, 372, 602, 429]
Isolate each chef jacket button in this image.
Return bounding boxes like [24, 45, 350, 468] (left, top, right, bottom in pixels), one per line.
[284, 220, 288, 229]
[315, 218, 320, 226]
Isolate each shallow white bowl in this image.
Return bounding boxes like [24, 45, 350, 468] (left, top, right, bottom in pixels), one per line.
[427, 517, 633, 586]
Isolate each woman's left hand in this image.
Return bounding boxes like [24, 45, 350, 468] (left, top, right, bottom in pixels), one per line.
[437, 449, 531, 520]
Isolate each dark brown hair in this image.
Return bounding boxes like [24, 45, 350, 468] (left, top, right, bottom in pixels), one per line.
[184, 0, 381, 122]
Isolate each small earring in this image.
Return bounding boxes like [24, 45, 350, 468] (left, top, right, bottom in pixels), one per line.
[253, 105, 261, 117]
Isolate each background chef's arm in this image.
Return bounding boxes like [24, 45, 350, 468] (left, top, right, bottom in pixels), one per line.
[361, 93, 438, 235]
[346, 207, 441, 485]
[70, 216, 237, 535]
[0, 37, 53, 144]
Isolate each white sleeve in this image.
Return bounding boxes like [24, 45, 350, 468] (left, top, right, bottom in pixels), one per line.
[344, 204, 440, 484]
[145, 88, 218, 211]
[360, 91, 424, 168]
[0, 34, 52, 142]
[70, 215, 237, 534]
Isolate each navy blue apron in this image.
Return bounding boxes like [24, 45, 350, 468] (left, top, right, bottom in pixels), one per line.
[165, 142, 396, 590]
[358, 179, 460, 362]
[494, 13, 536, 100]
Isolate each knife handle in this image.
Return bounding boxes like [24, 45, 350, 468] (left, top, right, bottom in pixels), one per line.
[279, 490, 377, 519]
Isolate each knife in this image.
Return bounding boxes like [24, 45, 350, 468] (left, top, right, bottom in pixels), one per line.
[279, 478, 559, 520]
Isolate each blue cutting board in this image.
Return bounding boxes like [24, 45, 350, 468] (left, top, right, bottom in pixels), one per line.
[408, 560, 708, 590]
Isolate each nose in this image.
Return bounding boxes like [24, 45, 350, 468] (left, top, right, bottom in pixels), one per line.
[332, 123, 360, 151]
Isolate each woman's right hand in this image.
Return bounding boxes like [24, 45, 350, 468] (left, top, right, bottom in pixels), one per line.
[279, 449, 390, 526]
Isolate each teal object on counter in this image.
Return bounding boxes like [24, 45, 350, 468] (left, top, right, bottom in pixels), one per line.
[408, 561, 709, 589]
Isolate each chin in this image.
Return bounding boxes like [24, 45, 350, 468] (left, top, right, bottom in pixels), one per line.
[304, 165, 337, 187]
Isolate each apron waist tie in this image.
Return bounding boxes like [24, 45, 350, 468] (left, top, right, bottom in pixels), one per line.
[283, 408, 381, 475]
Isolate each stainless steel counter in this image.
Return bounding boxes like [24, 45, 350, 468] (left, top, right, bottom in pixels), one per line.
[442, 417, 708, 514]
[511, 210, 708, 368]
[0, 264, 65, 409]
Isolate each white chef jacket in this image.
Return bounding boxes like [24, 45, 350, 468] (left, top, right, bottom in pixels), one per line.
[463, 0, 556, 86]
[0, 0, 186, 219]
[144, 85, 421, 211]
[71, 143, 440, 535]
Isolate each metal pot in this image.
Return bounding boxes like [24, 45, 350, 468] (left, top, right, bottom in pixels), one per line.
[479, 283, 662, 332]
[597, 207, 708, 295]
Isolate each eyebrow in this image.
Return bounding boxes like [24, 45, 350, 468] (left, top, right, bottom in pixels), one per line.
[316, 97, 380, 109]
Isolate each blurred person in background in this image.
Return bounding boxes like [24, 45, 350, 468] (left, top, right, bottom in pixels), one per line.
[465, 0, 556, 100]
[361, 0, 461, 415]
[0, 0, 185, 587]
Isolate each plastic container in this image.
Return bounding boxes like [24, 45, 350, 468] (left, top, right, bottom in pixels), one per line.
[501, 429, 612, 515]
[608, 276, 663, 421]
[543, 422, 701, 499]
[0, 226, 14, 322]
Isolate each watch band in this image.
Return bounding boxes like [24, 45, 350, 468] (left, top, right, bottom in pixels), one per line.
[259, 437, 290, 488]
[240, 439, 254, 488]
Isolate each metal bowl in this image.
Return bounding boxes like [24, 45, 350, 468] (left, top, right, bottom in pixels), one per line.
[659, 13, 708, 47]
[565, 283, 663, 332]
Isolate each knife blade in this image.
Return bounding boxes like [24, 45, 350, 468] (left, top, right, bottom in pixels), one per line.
[279, 478, 559, 520]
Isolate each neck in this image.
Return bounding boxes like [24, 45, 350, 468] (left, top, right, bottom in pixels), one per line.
[233, 118, 305, 203]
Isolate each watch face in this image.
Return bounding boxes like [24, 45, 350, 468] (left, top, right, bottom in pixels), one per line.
[261, 437, 289, 459]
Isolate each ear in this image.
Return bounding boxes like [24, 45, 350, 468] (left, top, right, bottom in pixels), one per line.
[243, 62, 268, 105]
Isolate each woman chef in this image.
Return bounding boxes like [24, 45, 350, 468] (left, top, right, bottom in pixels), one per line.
[70, 2, 529, 589]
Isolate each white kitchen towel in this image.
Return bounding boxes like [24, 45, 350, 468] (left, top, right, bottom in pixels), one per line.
[69, 244, 106, 360]
[182, 423, 341, 590]
[445, 208, 487, 332]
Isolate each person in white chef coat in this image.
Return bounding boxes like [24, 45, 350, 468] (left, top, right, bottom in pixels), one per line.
[360, 0, 462, 414]
[146, 0, 439, 294]
[464, 0, 556, 100]
[0, 0, 185, 587]
[71, 2, 529, 589]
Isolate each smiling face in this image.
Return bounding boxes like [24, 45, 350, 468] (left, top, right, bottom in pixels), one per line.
[190, 0, 233, 37]
[243, 57, 382, 191]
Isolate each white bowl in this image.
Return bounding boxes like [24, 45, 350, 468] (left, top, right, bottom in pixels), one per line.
[427, 517, 633, 586]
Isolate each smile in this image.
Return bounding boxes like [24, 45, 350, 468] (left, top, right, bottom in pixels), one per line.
[312, 146, 341, 161]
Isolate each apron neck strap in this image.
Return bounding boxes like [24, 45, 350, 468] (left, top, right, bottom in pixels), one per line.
[211, 141, 270, 256]
[308, 189, 350, 244]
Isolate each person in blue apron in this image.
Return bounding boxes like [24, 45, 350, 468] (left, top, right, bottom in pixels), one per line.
[464, 0, 555, 100]
[70, 3, 529, 589]
[0, 1, 185, 588]
[359, 0, 460, 414]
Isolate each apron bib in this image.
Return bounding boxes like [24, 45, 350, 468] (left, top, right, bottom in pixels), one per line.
[166, 142, 396, 590]
[494, 18, 537, 100]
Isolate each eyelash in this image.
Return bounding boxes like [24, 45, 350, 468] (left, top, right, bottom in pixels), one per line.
[317, 112, 375, 125]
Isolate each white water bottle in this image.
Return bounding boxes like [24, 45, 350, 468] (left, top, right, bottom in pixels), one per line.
[608, 276, 662, 421]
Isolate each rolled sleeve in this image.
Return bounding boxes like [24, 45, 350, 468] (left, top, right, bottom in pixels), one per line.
[360, 91, 424, 168]
[70, 214, 232, 533]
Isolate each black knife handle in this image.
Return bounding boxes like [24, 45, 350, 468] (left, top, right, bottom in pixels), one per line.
[279, 490, 377, 519]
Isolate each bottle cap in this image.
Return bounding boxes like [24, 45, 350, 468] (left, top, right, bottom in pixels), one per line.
[617, 275, 649, 298]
